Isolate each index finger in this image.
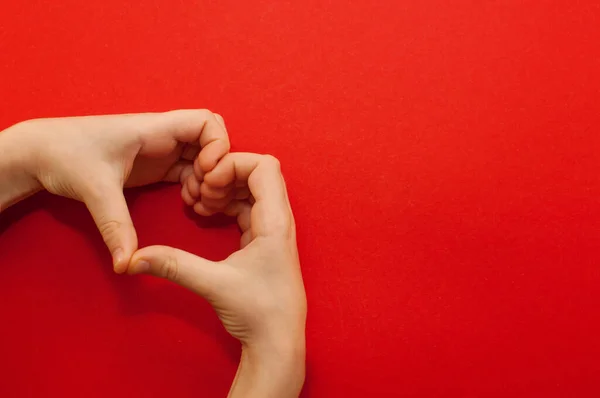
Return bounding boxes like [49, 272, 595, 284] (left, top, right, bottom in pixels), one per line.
[133, 109, 231, 172]
[204, 153, 292, 237]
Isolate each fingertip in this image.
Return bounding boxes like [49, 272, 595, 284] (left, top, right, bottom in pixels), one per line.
[200, 181, 233, 200]
[85, 185, 138, 275]
[128, 247, 156, 275]
[128, 259, 150, 275]
[200, 190, 235, 211]
[113, 248, 132, 274]
[193, 202, 215, 216]
[198, 140, 229, 173]
[181, 184, 195, 206]
[113, 262, 127, 275]
[186, 174, 201, 198]
[193, 157, 205, 180]
[203, 159, 232, 188]
[179, 164, 195, 184]
[129, 248, 145, 265]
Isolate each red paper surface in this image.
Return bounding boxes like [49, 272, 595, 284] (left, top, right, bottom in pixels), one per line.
[1, 1, 599, 397]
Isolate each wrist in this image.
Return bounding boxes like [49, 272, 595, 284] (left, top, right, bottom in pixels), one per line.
[229, 336, 306, 398]
[0, 122, 42, 211]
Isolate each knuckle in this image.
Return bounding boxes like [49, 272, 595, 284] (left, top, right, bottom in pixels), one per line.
[98, 220, 123, 241]
[262, 154, 281, 170]
[165, 109, 188, 118]
[159, 256, 179, 282]
[196, 108, 212, 121]
[167, 109, 212, 122]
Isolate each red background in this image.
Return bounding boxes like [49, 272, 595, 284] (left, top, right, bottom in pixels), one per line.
[1, 1, 599, 397]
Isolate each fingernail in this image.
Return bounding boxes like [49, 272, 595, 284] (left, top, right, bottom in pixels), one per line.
[132, 260, 150, 275]
[112, 248, 125, 273]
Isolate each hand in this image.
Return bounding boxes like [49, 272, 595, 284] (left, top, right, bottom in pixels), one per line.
[129, 153, 307, 398]
[1, 110, 229, 272]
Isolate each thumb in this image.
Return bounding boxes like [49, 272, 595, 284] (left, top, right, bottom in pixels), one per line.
[83, 184, 138, 274]
[129, 245, 220, 297]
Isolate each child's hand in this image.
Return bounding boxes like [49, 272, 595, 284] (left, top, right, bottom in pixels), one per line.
[2, 110, 230, 272]
[130, 153, 306, 398]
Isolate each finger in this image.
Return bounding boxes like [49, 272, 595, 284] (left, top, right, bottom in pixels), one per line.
[181, 172, 199, 206]
[181, 185, 195, 206]
[200, 181, 234, 200]
[134, 110, 230, 171]
[162, 161, 194, 183]
[193, 156, 205, 181]
[240, 229, 254, 249]
[130, 245, 220, 298]
[179, 163, 195, 184]
[193, 201, 217, 216]
[185, 173, 202, 199]
[83, 184, 138, 273]
[204, 153, 291, 236]
[214, 113, 226, 129]
[191, 111, 230, 173]
[200, 191, 235, 212]
[224, 200, 252, 232]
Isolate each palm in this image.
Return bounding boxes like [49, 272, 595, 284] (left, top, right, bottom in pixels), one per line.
[211, 240, 300, 343]
[210, 244, 269, 343]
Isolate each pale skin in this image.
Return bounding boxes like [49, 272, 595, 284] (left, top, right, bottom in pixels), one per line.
[0, 111, 307, 398]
